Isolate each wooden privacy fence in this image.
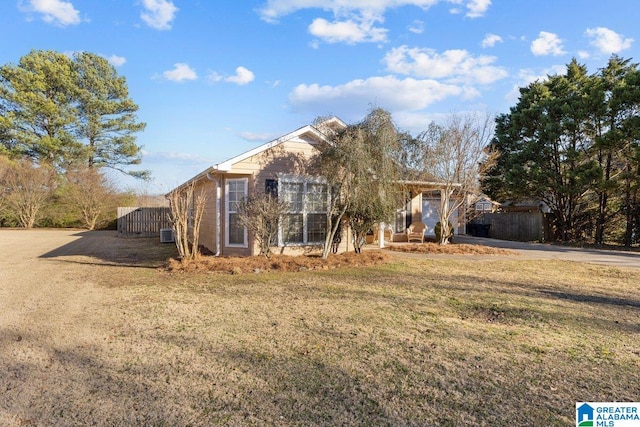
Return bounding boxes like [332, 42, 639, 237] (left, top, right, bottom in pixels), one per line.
[117, 207, 172, 237]
[472, 212, 545, 242]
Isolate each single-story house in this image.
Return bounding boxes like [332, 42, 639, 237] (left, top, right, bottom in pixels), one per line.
[168, 117, 464, 257]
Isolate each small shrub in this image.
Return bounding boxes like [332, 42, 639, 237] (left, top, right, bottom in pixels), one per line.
[435, 221, 454, 243]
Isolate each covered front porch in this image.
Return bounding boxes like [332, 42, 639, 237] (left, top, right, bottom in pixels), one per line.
[368, 181, 465, 248]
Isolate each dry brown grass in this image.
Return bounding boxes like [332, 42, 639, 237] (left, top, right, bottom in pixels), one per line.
[106, 260, 640, 425]
[2, 231, 639, 426]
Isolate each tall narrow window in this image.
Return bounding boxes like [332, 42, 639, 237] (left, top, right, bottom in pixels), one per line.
[306, 183, 327, 243]
[281, 182, 304, 243]
[226, 178, 248, 247]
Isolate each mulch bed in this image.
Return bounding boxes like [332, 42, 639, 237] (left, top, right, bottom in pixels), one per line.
[167, 242, 517, 274]
[166, 250, 391, 274]
[387, 242, 517, 255]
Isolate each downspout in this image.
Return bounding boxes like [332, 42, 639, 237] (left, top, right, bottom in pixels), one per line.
[206, 172, 221, 256]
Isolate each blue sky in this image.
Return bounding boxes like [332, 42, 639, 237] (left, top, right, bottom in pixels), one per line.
[1, 0, 638, 193]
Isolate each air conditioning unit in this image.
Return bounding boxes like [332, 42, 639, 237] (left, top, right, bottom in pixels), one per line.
[160, 228, 175, 243]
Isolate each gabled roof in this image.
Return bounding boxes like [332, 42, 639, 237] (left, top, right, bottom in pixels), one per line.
[214, 116, 346, 172]
[168, 116, 346, 193]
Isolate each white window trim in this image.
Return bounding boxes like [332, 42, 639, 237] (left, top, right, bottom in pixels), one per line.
[277, 174, 329, 246]
[225, 177, 248, 248]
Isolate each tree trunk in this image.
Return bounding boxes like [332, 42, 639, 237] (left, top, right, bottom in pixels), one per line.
[595, 151, 613, 245]
[624, 165, 633, 247]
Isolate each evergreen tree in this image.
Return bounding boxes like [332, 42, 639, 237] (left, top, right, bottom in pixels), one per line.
[0, 50, 81, 168]
[74, 52, 147, 178]
[583, 56, 640, 244]
[485, 60, 604, 241]
[0, 50, 146, 176]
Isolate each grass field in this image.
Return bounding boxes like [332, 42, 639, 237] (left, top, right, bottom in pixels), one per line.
[68, 263, 640, 423]
[2, 234, 639, 426]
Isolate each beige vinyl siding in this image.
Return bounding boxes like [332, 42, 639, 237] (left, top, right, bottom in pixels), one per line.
[225, 140, 322, 256]
[197, 178, 218, 254]
[234, 140, 319, 185]
[183, 177, 218, 255]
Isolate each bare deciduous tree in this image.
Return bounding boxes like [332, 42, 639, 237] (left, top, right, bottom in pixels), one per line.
[0, 156, 8, 215]
[405, 113, 498, 244]
[168, 182, 208, 260]
[1, 157, 56, 228]
[237, 193, 289, 258]
[66, 167, 117, 230]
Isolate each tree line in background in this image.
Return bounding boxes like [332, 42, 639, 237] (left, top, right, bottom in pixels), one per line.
[484, 55, 640, 246]
[0, 156, 137, 229]
[0, 50, 147, 229]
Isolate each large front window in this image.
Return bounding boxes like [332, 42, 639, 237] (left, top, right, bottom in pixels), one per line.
[226, 178, 248, 247]
[280, 177, 328, 245]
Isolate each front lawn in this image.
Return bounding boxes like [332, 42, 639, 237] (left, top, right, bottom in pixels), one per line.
[4, 251, 639, 425]
[98, 259, 640, 424]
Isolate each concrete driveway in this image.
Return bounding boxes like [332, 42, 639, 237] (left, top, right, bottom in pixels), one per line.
[456, 235, 640, 269]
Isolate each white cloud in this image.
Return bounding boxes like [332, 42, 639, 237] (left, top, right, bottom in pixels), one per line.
[258, 0, 482, 22]
[531, 31, 566, 56]
[208, 72, 223, 83]
[309, 17, 387, 44]
[383, 45, 508, 84]
[585, 27, 633, 54]
[408, 19, 424, 34]
[289, 75, 479, 114]
[466, 0, 491, 18]
[24, 0, 80, 26]
[481, 33, 502, 48]
[208, 67, 255, 85]
[226, 67, 255, 85]
[162, 63, 197, 82]
[140, 0, 178, 30]
[257, 1, 491, 44]
[577, 50, 590, 59]
[106, 54, 126, 67]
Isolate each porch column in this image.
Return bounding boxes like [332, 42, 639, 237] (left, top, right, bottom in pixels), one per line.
[378, 221, 385, 248]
